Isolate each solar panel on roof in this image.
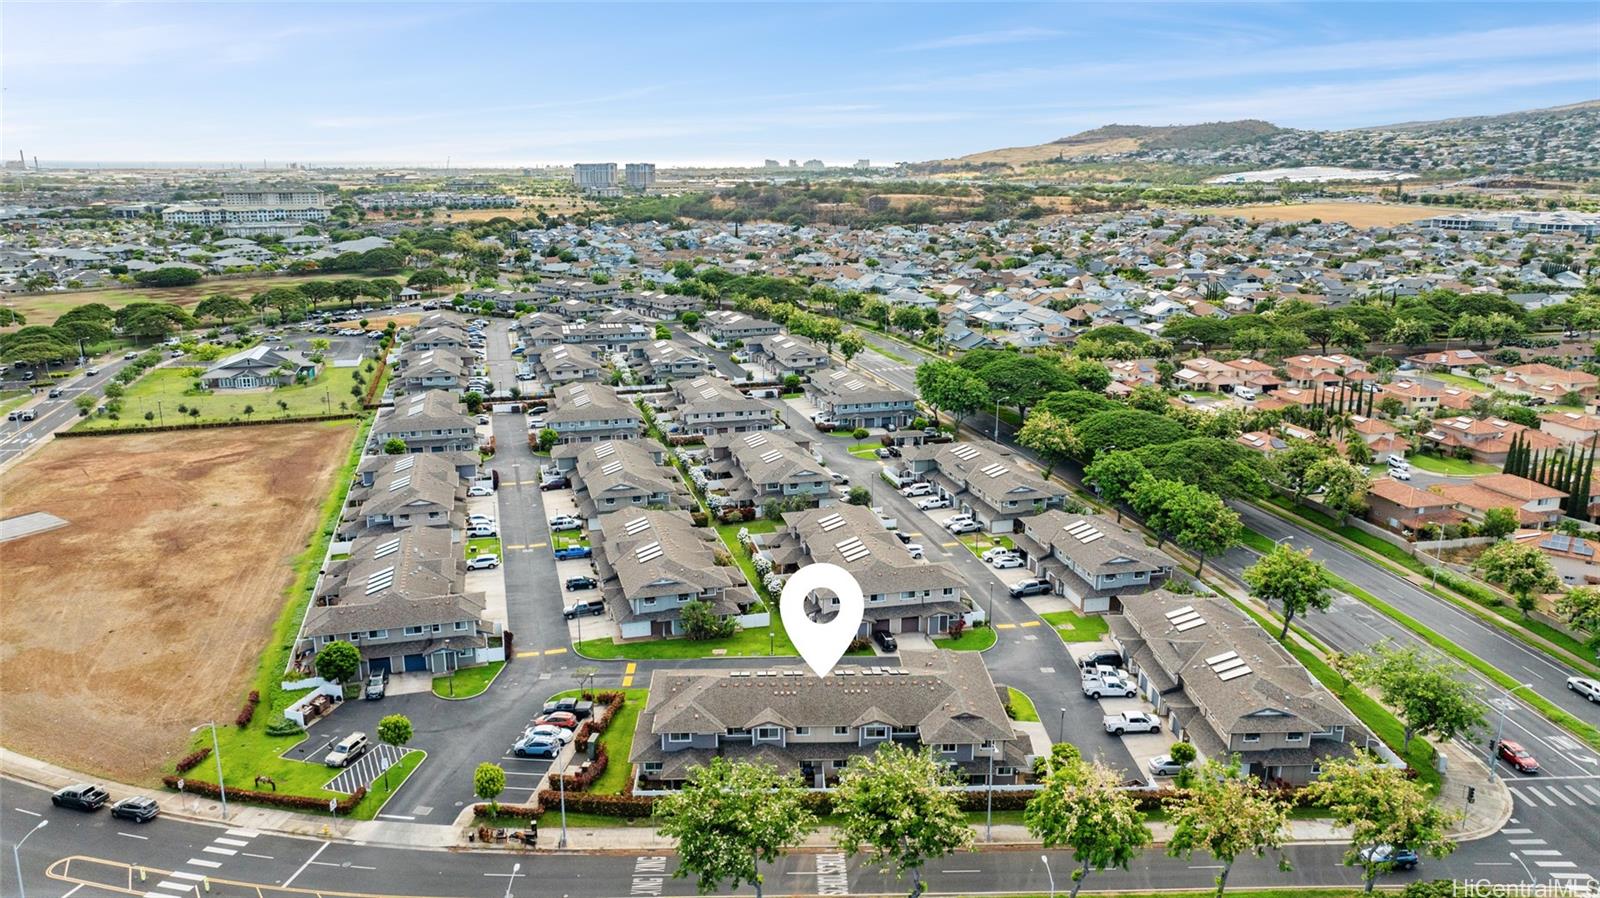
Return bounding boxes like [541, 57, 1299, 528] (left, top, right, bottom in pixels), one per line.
[572, 396, 591, 407]
[699, 388, 719, 399]
[950, 444, 980, 460]
[394, 457, 416, 471]
[1218, 666, 1253, 681]
[980, 463, 1010, 477]
[818, 513, 845, 532]
[836, 537, 870, 562]
[624, 517, 651, 535]
[1204, 650, 1237, 664]
[1212, 657, 1246, 673]
[743, 434, 768, 447]
[759, 449, 783, 464]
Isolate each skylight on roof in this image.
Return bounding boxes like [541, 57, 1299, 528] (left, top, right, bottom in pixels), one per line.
[373, 538, 401, 559]
[594, 444, 615, 458]
[817, 513, 845, 532]
[950, 444, 980, 460]
[980, 463, 1009, 477]
[743, 433, 768, 448]
[389, 475, 412, 492]
[365, 566, 396, 595]
[759, 449, 783, 464]
[600, 460, 624, 475]
[624, 516, 651, 535]
[836, 537, 870, 563]
[635, 541, 664, 563]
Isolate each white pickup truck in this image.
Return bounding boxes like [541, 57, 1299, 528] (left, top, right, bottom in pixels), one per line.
[1103, 711, 1161, 735]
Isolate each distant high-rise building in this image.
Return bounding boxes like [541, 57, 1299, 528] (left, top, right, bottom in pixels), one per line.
[855, 159, 871, 169]
[803, 159, 825, 171]
[788, 159, 798, 168]
[572, 163, 618, 190]
[624, 163, 656, 190]
[763, 159, 781, 169]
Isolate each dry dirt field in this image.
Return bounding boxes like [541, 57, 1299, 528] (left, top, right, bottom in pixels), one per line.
[1208, 202, 1439, 228]
[0, 422, 354, 784]
[358, 312, 423, 331]
[4, 273, 369, 326]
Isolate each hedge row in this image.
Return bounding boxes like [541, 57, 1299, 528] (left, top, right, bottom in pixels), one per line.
[473, 801, 542, 819]
[558, 691, 627, 792]
[163, 774, 367, 815]
[58, 412, 359, 437]
[174, 747, 212, 774]
[360, 355, 389, 409]
[235, 690, 261, 728]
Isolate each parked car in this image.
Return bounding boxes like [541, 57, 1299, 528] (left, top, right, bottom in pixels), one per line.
[1009, 579, 1052, 598]
[943, 514, 974, 528]
[467, 514, 495, 527]
[1359, 845, 1420, 871]
[549, 515, 582, 531]
[904, 543, 925, 560]
[1147, 755, 1186, 778]
[1079, 650, 1123, 670]
[886, 445, 902, 458]
[830, 472, 850, 485]
[563, 598, 604, 618]
[526, 723, 575, 745]
[466, 554, 500, 571]
[979, 546, 1015, 563]
[554, 545, 593, 561]
[324, 732, 370, 767]
[1104, 711, 1161, 735]
[476, 415, 490, 425]
[1497, 739, 1539, 773]
[510, 734, 560, 758]
[875, 447, 892, 459]
[902, 482, 934, 497]
[110, 796, 161, 823]
[916, 495, 952, 510]
[991, 554, 1024, 570]
[467, 525, 498, 539]
[1083, 671, 1136, 699]
[534, 711, 579, 730]
[539, 477, 569, 490]
[123, 351, 139, 360]
[1390, 467, 1412, 481]
[86, 366, 100, 375]
[565, 576, 598, 591]
[872, 629, 898, 652]
[542, 697, 594, 719]
[1567, 676, 1600, 702]
[948, 520, 982, 534]
[365, 672, 388, 700]
[467, 484, 495, 497]
[51, 784, 109, 812]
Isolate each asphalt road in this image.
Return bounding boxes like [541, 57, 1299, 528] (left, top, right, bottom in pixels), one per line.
[0, 353, 140, 464]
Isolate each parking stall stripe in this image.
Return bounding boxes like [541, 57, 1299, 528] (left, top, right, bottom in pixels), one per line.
[544, 647, 567, 655]
[168, 873, 204, 882]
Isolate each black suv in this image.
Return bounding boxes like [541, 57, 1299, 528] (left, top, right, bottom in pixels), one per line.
[52, 784, 109, 812]
[110, 796, 161, 823]
[565, 576, 598, 591]
[872, 630, 898, 652]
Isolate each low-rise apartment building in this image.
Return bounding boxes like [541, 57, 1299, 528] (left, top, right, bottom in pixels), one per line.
[556, 439, 689, 524]
[807, 369, 917, 430]
[630, 649, 1028, 791]
[340, 454, 463, 540]
[1014, 512, 1173, 612]
[636, 339, 711, 382]
[545, 383, 644, 445]
[697, 430, 829, 511]
[662, 376, 775, 436]
[392, 348, 469, 395]
[593, 510, 754, 639]
[536, 345, 605, 385]
[748, 334, 831, 377]
[902, 440, 1070, 533]
[702, 310, 782, 344]
[372, 390, 478, 455]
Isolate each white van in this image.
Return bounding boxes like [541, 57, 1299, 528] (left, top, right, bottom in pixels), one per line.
[1235, 386, 1258, 401]
[1387, 455, 1411, 469]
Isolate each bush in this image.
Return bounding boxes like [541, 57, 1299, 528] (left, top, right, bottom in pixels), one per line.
[264, 719, 305, 737]
[165, 775, 366, 815]
[851, 427, 869, 439]
[235, 690, 260, 728]
[473, 801, 542, 819]
[174, 747, 212, 774]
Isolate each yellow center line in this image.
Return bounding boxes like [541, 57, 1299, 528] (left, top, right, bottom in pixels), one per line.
[621, 676, 635, 687]
[515, 650, 542, 658]
[543, 647, 567, 655]
[940, 541, 960, 548]
[527, 542, 548, 548]
[1019, 621, 1041, 628]
[994, 623, 1018, 630]
[624, 662, 637, 674]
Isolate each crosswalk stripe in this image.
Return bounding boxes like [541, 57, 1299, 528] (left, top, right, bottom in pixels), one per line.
[1507, 839, 1547, 845]
[1568, 785, 1596, 805]
[1549, 787, 1577, 806]
[1536, 861, 1579, 869]
[224, 828, 259, 838]
[213, 837, 249, 847]
[155, 882, 194, 893]
[1522, 850, 1564, 856]
[1019, 621, 1041, 628]
[201, 846, 236, 856]
[1523, 786, 1557, 806]
[1502, 828, 1533, 834]
[169, 872, 204, 882]
[994, 623, 1017, 630]
[544, 647, 567, 655]
[186, 859, 221, 869]
[516, 650, 541, 658]
[1585, 784, 1600, 800]
[624, 662, 637, 674]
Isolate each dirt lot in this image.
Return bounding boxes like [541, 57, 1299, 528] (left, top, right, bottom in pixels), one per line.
[4, 273, 370, 326]
[1207, 202, 1438, 228]
[0, 422, 355, 784]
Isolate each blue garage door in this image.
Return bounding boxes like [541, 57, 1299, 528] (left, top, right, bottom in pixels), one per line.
[369, 657, 392, 676]
[404, 654, 429, 673]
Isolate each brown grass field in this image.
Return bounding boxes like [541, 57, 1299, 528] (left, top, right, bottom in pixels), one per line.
[2, 273, 369, 326]
[0, 422, 355, 784]
[1205, 202, 1438, 228]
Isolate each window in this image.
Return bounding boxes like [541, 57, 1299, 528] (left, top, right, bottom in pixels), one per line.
[833, 726, 850, 736]
[454, 621, 469, 631]
[936, 743, 957, 753]
[643, 762, 663, 774]
[755, 726, 782, 741]
[795, 727, 811, 736]
[368, 630, 387, 639]
[1285, 732, 1304, 743]
[996, 766, 1016, 777]
[1242, 733, 1261, 744]
[643, 597, 655, 606]
[404, 626, 424, 636]
[349, 633, 361, 641]
[667, 733, 692, 744]
[430, 623, 442, 633]
[863, 725, 889, 740]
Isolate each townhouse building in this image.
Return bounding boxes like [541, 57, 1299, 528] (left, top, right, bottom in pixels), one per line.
[372, 390, 478, 455]
[697, 430, 830, 511]
[1013, 511, 1173, 612]
[636, 339, 711, 382]
[392, 348, 469, 395]
[340, 454, 463, 540]
[631, 650, 1027, 791]
[702, 310, 782, 344]
[807, 369, 917, 430]
[592, 510, 753, 639]
[1378, 380, 1441, 417]
[536, 345, 605, 385]
[761, 504, 975, 636]
[663, 376, 775, 436]
[1110, 590, 1362, 786]
[1423, 415, 1562, 465]
[545, 383, 644, 445]
[901, 440, 1070, 533]
[557, 439, 689, 524]
[1282, 354, 1367, 389]
[620, 290, 703, 319]
[747, 333, 831, 377]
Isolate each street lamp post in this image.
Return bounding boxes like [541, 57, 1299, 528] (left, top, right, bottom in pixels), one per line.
[12, 819, 46, 898]
[1275, 535, 1295, 547]
[985, 751, 995, 842]
[558, 752, 570, 849]
[503, 861, 521, 898]
[993, 396, 1005, 441]
[1041, 854, 1056, 898]
[190, 722, 227, 820]
[1487, 682, 1536, 782]
[1057, 707, 1067, 745]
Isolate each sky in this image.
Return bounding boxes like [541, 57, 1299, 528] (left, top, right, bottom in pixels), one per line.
[3, 1, 1598, 167]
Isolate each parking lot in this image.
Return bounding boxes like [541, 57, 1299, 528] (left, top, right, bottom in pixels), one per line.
[1064, 644, 1182, 786]
[324, 743, 409, 794]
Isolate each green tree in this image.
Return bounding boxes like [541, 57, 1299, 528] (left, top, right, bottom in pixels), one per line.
[1475, 540, 1561, 618]
[1167, 742, 1198, 787]
[833, 743, 973, 898]
[1478, 506, 1519, 539]
[0, 308, 25, 326]
[1384, 317, 1434, 347]
[1340, 645, 1487, 751]
[1303, 754, 1459, 893]
[1076, 409, 1187, 458]
[680, 598, 735, 640]
[847, 486, 872, 506]
[1083, 451, 1148, 522]
[1017, 409, 1079, 477]
[1243, 544, 1333, 639]
[1024, 757, 1151, 898]
[1173, 488, 1242, 577]
[655, 758, 817, 898]
[1129, 477, 1187, 548]
[1165, 758, 1292, 898]
[1555, 586, 1600, 649]
[463, 391, 485, 415]
[314, 640, 361, 683]
[1305, 456, 1367, 525]
[194, 294, 250, 323]
[383, 437, 408, 455]
[1272, 441, 1332, 501]
[914, 360, 989, 430]
[376, 714, 413, 789]
[474, 762, 506, 814]
[537, 427, 558, 451]
[838, 331, 865, 362]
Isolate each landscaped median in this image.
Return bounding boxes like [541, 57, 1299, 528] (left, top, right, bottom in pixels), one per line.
[1005, 686, 1040, 722]
[433, 660, 506, 699]
[933, 622, 998, 651]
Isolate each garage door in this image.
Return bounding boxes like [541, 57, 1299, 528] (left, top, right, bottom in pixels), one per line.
[369, 657, 392, 676]
[899, 616, 919, 634]
[403, 654, 429, 673]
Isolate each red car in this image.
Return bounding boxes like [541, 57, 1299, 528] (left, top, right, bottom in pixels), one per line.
[534, 711, 578, 730]
[1497, 740, 1539, 774]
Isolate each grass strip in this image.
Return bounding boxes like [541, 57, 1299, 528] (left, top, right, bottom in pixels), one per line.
[1007, 687, 1040, 722]
[1040, 609, 1111, 643]
[933, 625, 998, 651]
[433, 660, 506, 699]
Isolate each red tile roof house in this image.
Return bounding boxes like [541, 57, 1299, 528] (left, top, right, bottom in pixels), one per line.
[1510, 529, 1600, 586]
[1378, 380, 1441, 417]
[1365, 477, 1467, 536]
[1405, 347, 1489, 372]
[1422, 416, 1562, 466]
[1539, 411, 1600, 447]
[1504, 363, 1600, 403]
[1174, 357, 1243, 392]
[1436, 387, 1478, 411]
[1226, 357, 1283, 391]
[1283, 354, 1367, 390]
[1434, 473, 1567, 528]
[1350, 416, 1408, 462]
[1236, 431, 1288, 455]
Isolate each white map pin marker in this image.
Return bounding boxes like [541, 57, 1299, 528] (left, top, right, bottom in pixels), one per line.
[780, 562, 865, 678]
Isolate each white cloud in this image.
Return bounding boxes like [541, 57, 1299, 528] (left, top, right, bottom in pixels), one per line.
[896, 27, 1064, 52]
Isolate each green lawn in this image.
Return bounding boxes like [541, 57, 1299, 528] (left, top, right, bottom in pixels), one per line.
[1007, 687, 1039, 722]
[714, 519, 777, 601]
[191, 727, 423, 820]
[433, 660, 506, 699]
[933, 624, 997, 651]
[551, 528, 590, 550]
[1408, 452, 1498, 476]
[1040, 609, 1110, 643]
[957, 532, 1015, 558]
[1431, 371, 1487, 391]
[546, 688, 648, 795]
[465, 536, 500, 559]
[847, 441, 881, 459]
[576, 624, 796, 660]
[0, 391, 30, 416]
[76, 365, 368, 431]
